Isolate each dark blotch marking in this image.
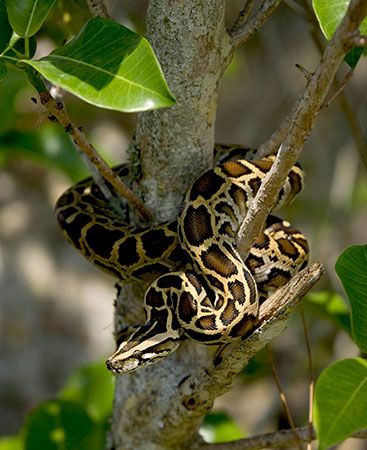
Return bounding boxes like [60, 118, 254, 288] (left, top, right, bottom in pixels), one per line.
[58, 212, 92, 250]
[228, 280, 246, 305]
[94, 260, 123, 279]
[145, 287, 166, 308]
[229, 313, 257, 338]
[196, 314, 217, 330]
[183, 204, 213, 247]
[289, 169, 303, 195]
[55, 191, 76, 209]
[178, 291, 197, 324]
[248, 177, 261, 196]
[117, 236, 140, 266]
[220, 299, 238, 324]
[201, 243, 238, 278]
[85, 224, 125, 259]
[251, 158, 273, 173]
[221, 161, 252, 177]
[189, 170, 224, 201]
[131, 262, 170, 281]
[228, 185, 248, 211]
[186, 272, 203, 294]
[156, 274, 183, 290]
[140, 228, 176, 259]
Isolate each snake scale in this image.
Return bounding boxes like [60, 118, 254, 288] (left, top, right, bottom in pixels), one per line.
[55, 145, 309, 373]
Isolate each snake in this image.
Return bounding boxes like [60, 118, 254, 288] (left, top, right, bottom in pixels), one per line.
[55, 145, 309, 373]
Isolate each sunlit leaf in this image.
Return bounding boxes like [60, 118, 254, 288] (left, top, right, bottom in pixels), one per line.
[314, 358, 367, 450]
[5, 0, 56, 37]
[22, 18, 175, 112]
[335, 244, 367, 352]
[312, 0, 367, 67]
[313, 0, 367, 39]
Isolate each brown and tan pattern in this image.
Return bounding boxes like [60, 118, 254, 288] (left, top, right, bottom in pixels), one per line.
[55, 145, 308, 373]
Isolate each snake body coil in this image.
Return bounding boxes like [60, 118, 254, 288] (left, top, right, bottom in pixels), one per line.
[55, 145, 308, 373]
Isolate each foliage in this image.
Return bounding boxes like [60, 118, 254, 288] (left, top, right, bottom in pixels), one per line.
[313, 0, 367, 67]
[0, 1, 174, 112]
[0, 0, 366, 449]
[314, 358, 367, 450]
[335, 245, 367, 353]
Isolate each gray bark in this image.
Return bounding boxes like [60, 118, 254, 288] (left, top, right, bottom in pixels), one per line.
[110, 2, 233, 449]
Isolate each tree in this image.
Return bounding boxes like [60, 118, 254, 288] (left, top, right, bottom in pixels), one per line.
[0, 0, 366, 449]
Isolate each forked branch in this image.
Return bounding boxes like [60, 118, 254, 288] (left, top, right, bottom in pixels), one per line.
[236, 0, 367, 257]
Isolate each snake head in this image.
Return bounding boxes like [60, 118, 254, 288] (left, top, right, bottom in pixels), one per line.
[106, 320, 182, 374]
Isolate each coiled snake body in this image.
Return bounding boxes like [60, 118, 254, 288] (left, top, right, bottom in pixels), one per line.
[55, 145, 309, 373]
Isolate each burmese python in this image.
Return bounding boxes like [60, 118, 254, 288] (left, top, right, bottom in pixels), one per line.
[55, 145, 309, 373]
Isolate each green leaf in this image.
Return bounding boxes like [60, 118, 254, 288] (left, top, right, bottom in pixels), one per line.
[201, 412, 245, 443]
[22, 17, 175, 112]
[22, 400, 102, 450]
[303, 291, 351, 335]
[314, 358, 367, 450]
[312, 0, 367, 68]
[0, 436, 22, 450]
[0, 0, 13, 52]
[313, 0, 367, 39]
[0, 60, 7, 82]
[5, 0, 56, 37]
[59, 361, 114, 422]
[335, 245, 367, 353]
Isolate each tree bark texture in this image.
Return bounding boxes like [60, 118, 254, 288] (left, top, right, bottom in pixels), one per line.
[111, 2, 233, 449]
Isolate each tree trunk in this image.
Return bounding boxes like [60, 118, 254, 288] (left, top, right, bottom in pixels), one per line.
[110, 2, 232, 449]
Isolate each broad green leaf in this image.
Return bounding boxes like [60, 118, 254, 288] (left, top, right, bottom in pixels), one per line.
[304, 291, 351, 335]
[0, 60, 7, 82]
[0, 436, 22, 450]
[60, 361, 114, 421]
[22, 400, 101, 450]
[22, 18, 175, 112]
[5, 0, 56, 37]
[201, 412, 245, 443]
[335, 245, 367, 352]
[313, 0, 367, 39]
[314, 358, 367, 450]
[0, 0, 12, 52]
[313, 0, 367, 67]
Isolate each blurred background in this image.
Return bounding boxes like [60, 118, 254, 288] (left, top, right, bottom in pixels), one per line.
[0, 0, 366, 447]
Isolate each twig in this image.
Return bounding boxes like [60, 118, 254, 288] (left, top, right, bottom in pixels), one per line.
[26, 68, 152, 221]
[300, 306, 314, 450]
[322, 69, 354, 109]
[236, 0, 367, 257]
[295, 63, 313, 81]
[86, 0, 110, 18]
[230, 0, 257, 33]
[268, 347, 303, 450]
[229, 0, 283, 48]
[195, 426, 367, 450]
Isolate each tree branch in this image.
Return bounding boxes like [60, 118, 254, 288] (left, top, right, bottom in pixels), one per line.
[229, 0, 283, 48]
[26, 69, 152, 221]
[195, 426, 367, 450]
[236, 0, 367, 257]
